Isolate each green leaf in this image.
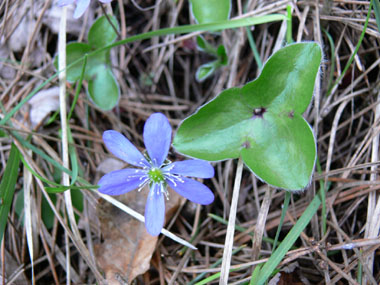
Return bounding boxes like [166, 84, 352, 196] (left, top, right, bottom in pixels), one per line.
[241, 113, 316, 190]
[196, 36, 217, 54]
[1, 14, 287, 127]
[190, 0, 231, 24]
[217, 45, 228, 65]
[373, 0, 380, 32]
[241, 43, 321, 114]
[88, 15, 119, 49]
[41, 193, 57, 229]
[195, 61, 218, 82]
[87, 65, 120, 110]
[173, 43, 322, 190]
[256, 192, 321, 284]
[0, 144, 20, 244]
[54, 43, 105, 82]
[14, 191, 24, 225]
[71, 189, 83, 222]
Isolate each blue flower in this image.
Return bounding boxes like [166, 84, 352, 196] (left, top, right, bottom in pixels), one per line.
[98, 113, 215, 236]
[58, 0, 112, 19]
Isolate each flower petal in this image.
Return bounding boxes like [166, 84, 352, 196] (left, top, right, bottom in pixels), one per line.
[164, 160, 214, 178]
[167, 177, 214, 205]
[98, 169, 148, 196]
[143, 113, 172, 167]
[145, 184, 165, 236]
[103, 130, 149, 167]
[73, 0, 90, 18]
[58, 0, 76, 6]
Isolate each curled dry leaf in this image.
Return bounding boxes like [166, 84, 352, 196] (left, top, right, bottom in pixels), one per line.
[268, 262, 302, 285]
[96, 157, 125, 174]
[95, 186, 184, 283]
[0, 46, 16, 80]
[27, 87, 60, 128]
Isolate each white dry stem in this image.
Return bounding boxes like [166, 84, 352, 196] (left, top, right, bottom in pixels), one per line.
[13, 140, 82, 283]
[23, 151, 34, 284]
[220, 157, 244, 284]
[58, 7, 103, 283]
[364, 91, 380, 279]
[98, 193, 197, 250]
[58, 8, 72, 284]
[252, 186, 273, 261]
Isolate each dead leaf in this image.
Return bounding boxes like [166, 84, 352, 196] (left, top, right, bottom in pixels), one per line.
[95, 186, 184, 283]
[97, 158, 125, 174]
[0, 46, 16, 80]
[27, 87, 60, 128]
[269, 262, 302, 285]
[1, 249, 29, 284]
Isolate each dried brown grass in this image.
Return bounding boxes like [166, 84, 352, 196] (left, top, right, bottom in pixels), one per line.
[0, 0, 380, 284]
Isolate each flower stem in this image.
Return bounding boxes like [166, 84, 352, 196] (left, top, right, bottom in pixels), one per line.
[220, 157, 244, 284]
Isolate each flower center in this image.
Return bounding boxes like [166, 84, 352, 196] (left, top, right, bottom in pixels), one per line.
[148, 168, 165, 183]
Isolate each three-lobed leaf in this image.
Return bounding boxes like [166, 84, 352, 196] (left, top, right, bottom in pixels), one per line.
[173, 43, 322, 190]
[54, 15, 120, 110]
[57, 42, 105, 82]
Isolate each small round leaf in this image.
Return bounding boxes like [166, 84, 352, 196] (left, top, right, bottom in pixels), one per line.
[190, 0, 231, 24]
[87, 66, 120, 110]
[88, 15, 119, 49]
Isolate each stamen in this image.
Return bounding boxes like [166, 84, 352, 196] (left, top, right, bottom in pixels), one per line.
[160, 183, 170, 200]
[164, 172, 185, 186]
[137, 176, 149, 191]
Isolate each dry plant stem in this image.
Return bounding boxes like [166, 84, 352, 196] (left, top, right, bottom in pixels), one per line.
[364, 91, 380, 277]
[220, 157, 244, 284]
[252, 186, 273, 260]
[98, 193, 197, 250]
[58, 8, 71, 285]
[58, 8, 103, 283]
[23, 155, 34, 284]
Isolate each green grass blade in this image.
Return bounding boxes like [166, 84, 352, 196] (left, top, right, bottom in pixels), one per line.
[0, 144, 21, 244]
[189, 245, 245, 285]
[0, 14, 286, 127]
[272, 191, 291, 251]
[11, 130, 72, 176]
[245, 28, 263, 70]
[45, 185, 99, 193]
[0, 73, 59, 126]
[108, 15, 287, 51]
[373, 0, 380, 32]
[256, 192, 322, 285]
[195, 267, 241, 285]
[286, 5, 293, 43]
[249, 263, 262, 285]
[316, 158, 327, 236]
[19, 155, 62, 187]
[67, 127, 79, 185]
[208, 213, 275, 244]
[323, 29, 336, 95]
[68, 54, 87, 121]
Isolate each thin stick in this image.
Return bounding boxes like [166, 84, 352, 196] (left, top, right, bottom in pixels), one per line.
[58, 7, 71, 284]
[365, 90, 380, 280]
[58, 7, 103, 282]
[220, 157, 244, 284]
[98, 193, 197, 250]
[252, 185, 273, 260]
